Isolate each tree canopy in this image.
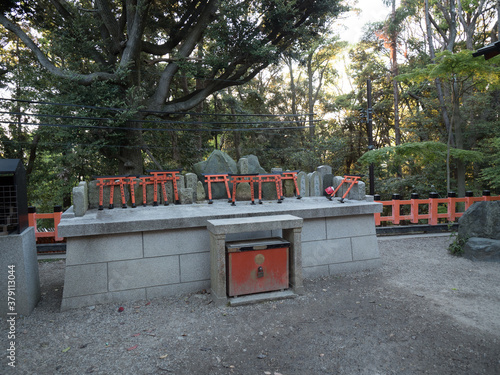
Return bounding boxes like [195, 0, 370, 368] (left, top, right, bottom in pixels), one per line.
[1, 0, 347, 174]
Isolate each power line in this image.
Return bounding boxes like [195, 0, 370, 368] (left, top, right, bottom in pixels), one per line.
[0, 110, 318, 127]
[0, 97, 316, 118]
[1, 138, 332, 152]
[0, 119, 313, 132]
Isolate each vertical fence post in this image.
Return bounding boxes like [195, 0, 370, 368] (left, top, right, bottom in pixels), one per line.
[54, 205, 63, 241]
[374, 194, 381, 225]
[482, 190, 490, 201]
[28, 206, 37, 232]
[447, 192, 456, 222]
[429, 192, 439, 225]
[465, 191, 474, 210]
[410, 193, 419, 224]
[392, 193, 401, 224]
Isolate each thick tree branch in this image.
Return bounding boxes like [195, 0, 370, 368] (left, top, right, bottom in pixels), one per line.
[149, 0, 218, 110]
[49, 0, 73, 20]
[120, 0, 151, 69]
[0, 14, 118, 85]
[95, 0, 122, 54]
[428, 14, 449, 47]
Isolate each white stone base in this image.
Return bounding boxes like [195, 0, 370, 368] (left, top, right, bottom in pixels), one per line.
[59, 197, 382, 310]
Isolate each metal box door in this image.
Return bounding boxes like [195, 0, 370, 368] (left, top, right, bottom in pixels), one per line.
[226, 238, 289, 297]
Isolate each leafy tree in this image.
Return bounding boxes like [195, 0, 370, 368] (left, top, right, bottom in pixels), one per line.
[1, 0, 347, 175]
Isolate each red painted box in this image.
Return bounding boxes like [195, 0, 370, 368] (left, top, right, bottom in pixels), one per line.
[226, 238, 290, 297]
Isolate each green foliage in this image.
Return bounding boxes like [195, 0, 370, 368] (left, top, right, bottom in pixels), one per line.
[480, 137, 500, 189]
[448, 234, 469, 256]
[399, 51, 500, 90]
[359, 141, 483, 167]
[357, 142, 485, 198]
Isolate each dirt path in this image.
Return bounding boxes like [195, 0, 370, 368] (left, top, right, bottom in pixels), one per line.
[2, 234, 500, 375]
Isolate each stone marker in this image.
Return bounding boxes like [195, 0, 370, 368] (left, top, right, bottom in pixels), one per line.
[72, 181, 88, 217]
[196, 181, 206, 202]
[237, 158, 249, 174]
[297, 171, 309, 197]
[309, 171, 322, 196]
[184, 173, 198, 200]
[179, 187, 194, 204]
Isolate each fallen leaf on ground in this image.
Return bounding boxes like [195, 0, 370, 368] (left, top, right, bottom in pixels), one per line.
[127, 345, 138, 351]
[159, 354, 168, 359]
[62, 347, 71, 353]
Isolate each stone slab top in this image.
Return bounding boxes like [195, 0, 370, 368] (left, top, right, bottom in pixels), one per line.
[58, 197, 382, 238]
[207, 214, 303, 235]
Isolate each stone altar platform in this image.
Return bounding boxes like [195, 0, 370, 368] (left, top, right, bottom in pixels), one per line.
[58, 197, 382, 310]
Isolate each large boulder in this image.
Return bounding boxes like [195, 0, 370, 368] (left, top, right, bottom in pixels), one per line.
[241, 154, 267, 174]
[192, 150, 237, 200]
[458, 201, 500, 262]
[458, 201, 500, 240]
[463, 237, 500, 262]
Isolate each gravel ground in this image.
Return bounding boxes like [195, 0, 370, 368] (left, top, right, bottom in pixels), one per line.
[2, 233, 500, 375]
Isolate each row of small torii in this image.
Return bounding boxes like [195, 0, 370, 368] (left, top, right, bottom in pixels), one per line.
[95, 171, 361, 209]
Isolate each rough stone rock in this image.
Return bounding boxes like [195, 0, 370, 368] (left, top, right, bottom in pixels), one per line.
[179, 187, 194, 204]
[237, 158, 249, 174]
[235, 183, 252, 201]
[192, 150, 237, 200]
[192, 150, 238, 176]
[458, 201, 500, 240]
[184, 173, 199, 200]
[463, 237, 500, 262]
[242, 154, 267, 174]
[196, 181, 206, 202]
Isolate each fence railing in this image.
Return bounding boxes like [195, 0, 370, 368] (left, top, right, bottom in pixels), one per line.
[374, 191, 500, 226]
[28, 206, 64, 242]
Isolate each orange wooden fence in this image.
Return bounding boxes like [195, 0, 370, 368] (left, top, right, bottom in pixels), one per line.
[374, 191, 500, 226]
[28, 191, 500, 241]
[28, 206, 64, 242]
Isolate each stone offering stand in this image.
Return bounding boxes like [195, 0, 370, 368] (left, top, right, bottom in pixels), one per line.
[58, 153, 382, 310]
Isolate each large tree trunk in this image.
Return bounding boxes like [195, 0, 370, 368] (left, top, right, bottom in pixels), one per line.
[425, 0, 456, 192]
[118, 126, 144, 175]
[452, 78, 466, 197]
